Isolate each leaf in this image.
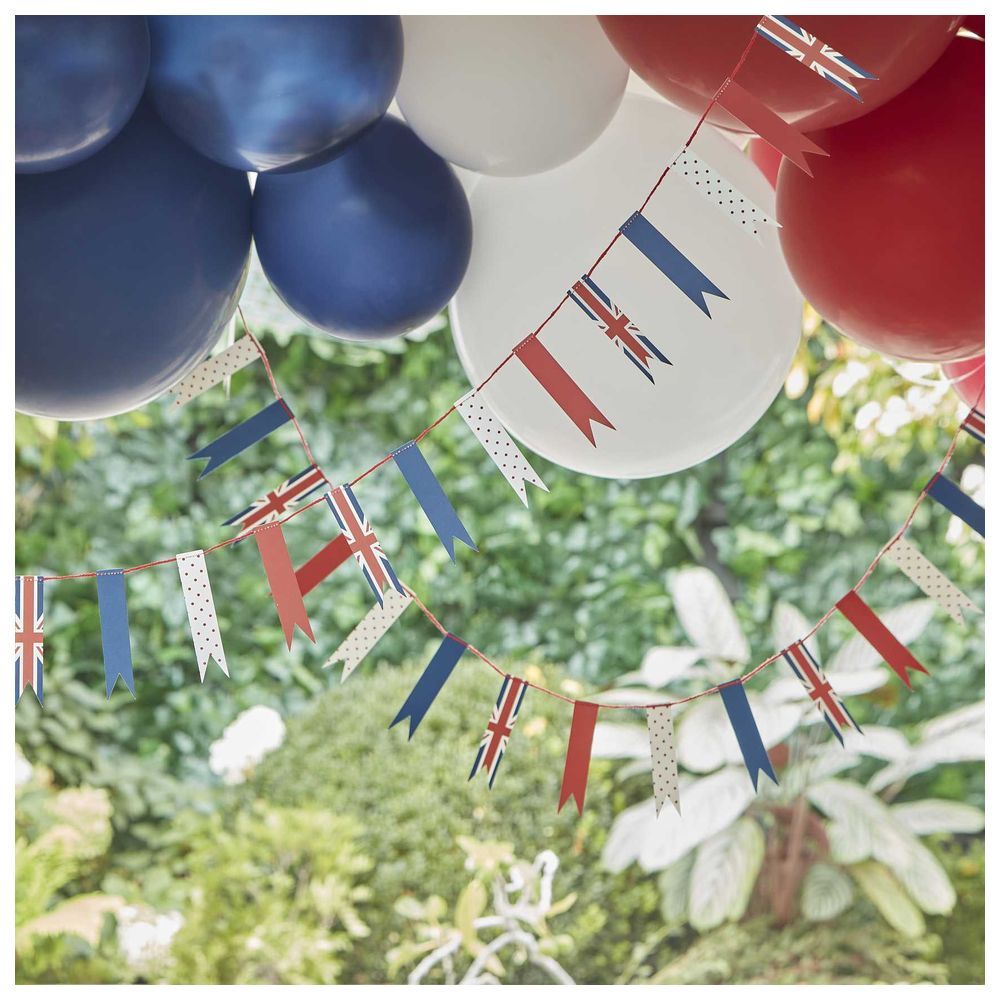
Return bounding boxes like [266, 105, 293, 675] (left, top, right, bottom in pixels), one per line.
[800, 863, 853, 922]
[868, 726, 985, 792]
[687, 817, 765, 931]
[851, 862, 926, 937]
[771, 601, 817, 661]
[657, 853, 695, 928]
[18, 893, 124, 948]
[891, 800, 985, 836]
[827, 599, 935, 674]
[638, 646, 705, 688]
[591, 722, 649, 760]
[669, 568, 749, 664]
[455, 880, 488, 953]
[921, 700, 984, 742]
[826, 819, 873, 865]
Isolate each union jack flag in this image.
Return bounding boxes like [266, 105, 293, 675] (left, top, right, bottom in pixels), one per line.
[469, 675, 527, 788]
[756, 16, 877, 102]
[782, 641, 859, 744]
[224, 465, 327, 532]
[15, 576, 44, 705]
[961, 408, 985, 445]
[325, 485, 404, 605]
[568, 275, 671, 383]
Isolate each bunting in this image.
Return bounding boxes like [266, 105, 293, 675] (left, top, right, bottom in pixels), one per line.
[223, 465, 327, 532]
[835, 591, 928, 688]
[469, 675, 527, 788]
[324, 588, 413, 682]
[455, 390, 548, 506]
[782, 641, 859, 744]
[14, 575, 44, 706]
[960, 408, 985, 445]
[619, 211, 728, 317]
[568, 275, 672, 382]
[647, 706, 680, 815]
[718, 680, 778, 791]
[296, 535, 353, 598]
[252, 523, 314, 649]
[96, 569, 136, 698]
[176, 550, 229, 681]
[558, 700, 599, 815]
[926, 474, 985, 538]
[171, 336, 261, 407]
[885, 537, 980, 625]
[188, 399, 292, 478]
[392, 441, 477, 561]
[390, 633, 465, 737]
[514, 335, 615, 445]
[716, 80, 829, 175]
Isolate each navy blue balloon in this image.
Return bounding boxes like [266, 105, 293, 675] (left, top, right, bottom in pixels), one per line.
[147, 15, 403, 173]
[16, 15, 150, 174]
[16, 101, 252, 421]
[253, 117, 473, 340]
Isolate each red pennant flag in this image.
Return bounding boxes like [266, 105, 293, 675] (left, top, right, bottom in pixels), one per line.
[253, 522, 315, 648]
[295, 535, 352, 598]
[716, 81, 829, 176]
[514, 336, 615, 446]
[558, 701, 600, 815]
[835, 591, 928, 688]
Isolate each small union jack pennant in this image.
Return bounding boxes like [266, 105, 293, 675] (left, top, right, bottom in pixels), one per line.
[224, 464, 327, 532]
[325, 485, 404, 606]
[469, 675, 527, 788]
[756, 15, 877, 102]
[568, 276, 672, 383]
[961, 408, 985, 445]
[782, 641, 859, 744]
[15, 576, 44, 705]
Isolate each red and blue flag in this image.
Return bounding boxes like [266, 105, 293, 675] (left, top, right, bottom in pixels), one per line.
[224, 464, 328, 532]
[783, 640, 859, 744]
[469, 675, 527, 788]
[961, 408, 985, 445]
[15, 575, 44, 705]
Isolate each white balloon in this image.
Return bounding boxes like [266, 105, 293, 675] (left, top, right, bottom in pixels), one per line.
[396, 15, 628, 177]
[450, 95, 802, 479]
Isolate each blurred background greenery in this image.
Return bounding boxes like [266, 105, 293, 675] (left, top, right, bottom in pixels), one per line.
[14, 303, 984, 984]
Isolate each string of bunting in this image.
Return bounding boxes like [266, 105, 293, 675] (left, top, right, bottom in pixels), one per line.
[14, 16, 985, 818]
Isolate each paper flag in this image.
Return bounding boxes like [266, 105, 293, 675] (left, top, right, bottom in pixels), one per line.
[455, 390, 548, 506]
[469, 674, 527, 788]
[188, 399, 292, 479]
[325, 485, 404, 606]
[835, 591, 928, 688]
[619, 211, 729, 317]
[390, 633, 465, 737]
[325, 589, 413, 682]
[672, 149, 779, 240]
[252, 522, 315, 649]
[568, 275, 672, 382]
[296, 535, 352, 598]
[718, 680, 778, 791]
[392, 441, 477, 561]
[960, 407, 985, 445]
[782, 641, 859, 745]
[926, 474, 985, 538]
[514, 336, 615, 445]
[224, 465, 327, 532]
[558, 701, 599, 815]
[14, 575, 44, 706]
[647, 706, 680, 815]
[756, 16, 877, 102]
[176, 550, 229, 681]
[716, 81, 829, 176]
[171, 336, 261, 406]
[96, 569, 135, 698]
[885, 537, 980, 625]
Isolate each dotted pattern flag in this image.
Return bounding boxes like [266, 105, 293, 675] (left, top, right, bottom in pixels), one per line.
[885, 537, 980, 626]
[672, 149, 779, 241]
[170, 336, 260, 407]
[647, 706, 680, 815]
[176, 550, 229, 682]
[324, 589, 413, 682]
[455, 389, 548, 507]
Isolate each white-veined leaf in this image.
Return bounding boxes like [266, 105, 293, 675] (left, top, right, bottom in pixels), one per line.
[921, 700, 985, 742]
[638, 646, 705, 688]
[669, 568, 749, 664]
[851, 862, 925, 938]
[827, 600, 935, 674]
[591, 722, 649, 760]
[657, 853, 695, 927]
[891, 799, 985, 836]
[687, 817, 765, 931]
[800, 863, 853, 922]
[771, 601, 817, 661]
[868, 728, 985, 792]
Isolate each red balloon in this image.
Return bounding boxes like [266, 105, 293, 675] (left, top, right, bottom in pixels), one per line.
[747, 137, 781, 188]
[942, 355, 985, 411]
[598, 15, 962, 133]
[776, 39, 984, 363]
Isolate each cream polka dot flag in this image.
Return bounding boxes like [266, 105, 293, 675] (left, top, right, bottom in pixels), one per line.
[885, 536, 980, 625]
[176, 550, 229, 681]
[647, 705, 680, 816]
[324, 589, 413, 683]
[170, 335, 260, 407]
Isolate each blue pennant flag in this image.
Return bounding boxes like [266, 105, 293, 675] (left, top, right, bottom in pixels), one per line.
[927, 474, 985, 538]
[96, 569, 135, 698]
[718, 680, 777, 792]
[188, 400, 292, 479]
[619, 211, 728, 317]
[390, 634, 466, 738]
[392, 441, 477, 561]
